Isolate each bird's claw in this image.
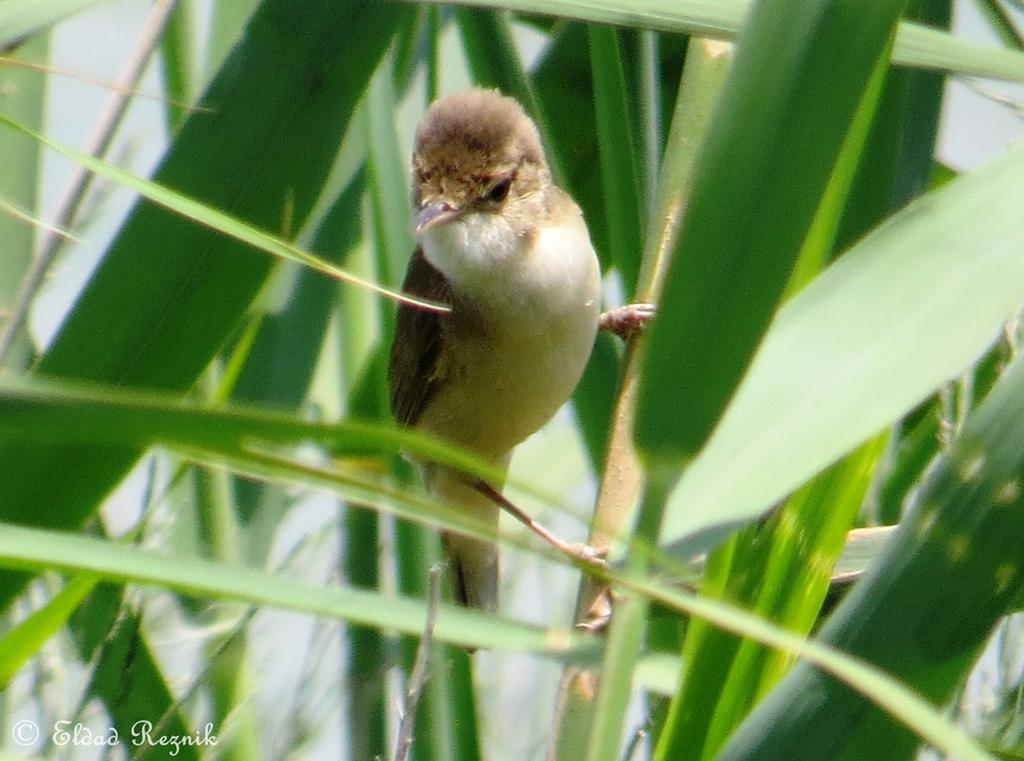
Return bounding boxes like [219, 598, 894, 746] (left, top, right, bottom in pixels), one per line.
[599, 302, 657, 339]
[566, 542, 608, 569]
[575, 587, 615, 633]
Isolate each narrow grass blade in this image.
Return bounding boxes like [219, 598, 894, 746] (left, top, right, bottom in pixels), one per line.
[84, 606, 200, 761]
[0, 0, 109, 48]
[0, 381, 510, 486]
[616, 573, 999, 761]
[972, 0, 1024, 50]
[0, 523, 601, 655]
[0, 33, 46, 371]
[231, 167, 366, 410]
[784, 45, 892, 297]
[365, 60, 413, 294]
[0, 575, 97, 687]
[0, 116, 444, 313]
[440, 0, 1024, 83]
[0, 381, 585, 554]
[698, 437, 888, 759]
[345, 504, 388, 760]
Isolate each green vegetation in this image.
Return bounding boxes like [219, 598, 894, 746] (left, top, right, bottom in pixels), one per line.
[0, 1, 1022, 759]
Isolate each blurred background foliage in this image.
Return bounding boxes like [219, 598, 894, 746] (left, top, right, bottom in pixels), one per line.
[0, 1, 1023, 760]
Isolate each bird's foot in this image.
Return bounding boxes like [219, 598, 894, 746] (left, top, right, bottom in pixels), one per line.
[599, 302, 657, 339]
[470, 478, 609, 573]
[576, 587, 615, 633]
[564, 542, 608, 570]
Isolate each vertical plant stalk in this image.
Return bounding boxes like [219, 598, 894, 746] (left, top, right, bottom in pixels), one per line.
[638, 30, 662, 211]
[584, 467, 678, 761]
[578, 36, 734, 630]
[0, 32, 49, 371]
[395, 565, 442, 761]
[0, 0, 178, 368]
[548, 38, 734, 761]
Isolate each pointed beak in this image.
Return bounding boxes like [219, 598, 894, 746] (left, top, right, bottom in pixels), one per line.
[414, 201, 458, 235]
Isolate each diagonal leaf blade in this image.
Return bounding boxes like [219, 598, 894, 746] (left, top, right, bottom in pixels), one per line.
[636, 0, 907, 463]
[717, 351, 1024, 760]
[0, 0, 413, 612]
[0, 522, 599, 656]
[660, 141, 1024, 553]
[0, 0, 110, 48]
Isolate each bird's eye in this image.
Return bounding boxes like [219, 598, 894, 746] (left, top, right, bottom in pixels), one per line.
[486, 175, 513, 204]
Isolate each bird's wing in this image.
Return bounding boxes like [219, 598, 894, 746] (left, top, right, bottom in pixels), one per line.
[388, 247, 453, 427]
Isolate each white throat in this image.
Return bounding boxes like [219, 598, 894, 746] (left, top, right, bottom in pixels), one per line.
[420, 211, 522, 300]
[421, 210, 599, 324]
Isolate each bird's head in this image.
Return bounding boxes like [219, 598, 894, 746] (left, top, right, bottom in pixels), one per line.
[411, 88, 551, 239]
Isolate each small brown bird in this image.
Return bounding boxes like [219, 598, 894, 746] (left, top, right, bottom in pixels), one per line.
[387, 89, 602, 610]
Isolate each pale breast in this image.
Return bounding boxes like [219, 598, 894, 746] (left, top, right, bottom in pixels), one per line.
[417, 210, 601, 460]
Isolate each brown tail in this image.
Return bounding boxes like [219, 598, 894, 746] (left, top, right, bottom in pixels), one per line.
[442, 530, 498, 611]
[427, 466, 502, 611]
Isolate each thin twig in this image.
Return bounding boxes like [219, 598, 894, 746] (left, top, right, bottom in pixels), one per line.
[0, 0, 179, 368]
[472, 478, 607, 568]
[0, 56, 211, 113]
[394, 565, 442, 761]
[0, 197, 81, 242]
[621, 718, 652, 761]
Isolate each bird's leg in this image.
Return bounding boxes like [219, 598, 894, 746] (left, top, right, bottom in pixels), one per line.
[598, 302, 656, 339]
[470, 478, 608, 570]
[577, 587, 615, 632]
